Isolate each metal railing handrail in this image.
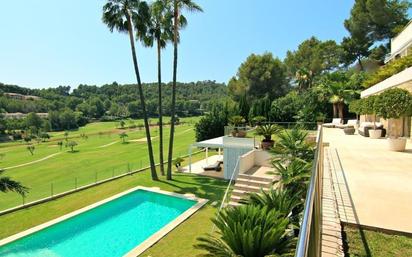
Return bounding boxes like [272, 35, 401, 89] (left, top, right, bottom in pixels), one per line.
[295, 126, 324, 257]
[211, 156, 241, 233]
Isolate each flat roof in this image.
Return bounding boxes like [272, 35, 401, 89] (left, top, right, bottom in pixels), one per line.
[193, 136, 224, 148]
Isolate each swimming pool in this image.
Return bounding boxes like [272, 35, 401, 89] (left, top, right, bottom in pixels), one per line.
[0, 187, 206, 257]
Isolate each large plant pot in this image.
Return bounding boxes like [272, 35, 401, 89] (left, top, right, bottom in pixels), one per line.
[236, 130, 247, 138]
[388, 138, 407, 152]
[344, 127, 355, 135]
[261, 140, 274, 150]
[369, 129, 382, 139]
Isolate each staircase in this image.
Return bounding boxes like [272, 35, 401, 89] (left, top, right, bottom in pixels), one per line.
[227, 174, 273, 207]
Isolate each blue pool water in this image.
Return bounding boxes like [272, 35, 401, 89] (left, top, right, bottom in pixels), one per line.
[0, 189, 196, 257]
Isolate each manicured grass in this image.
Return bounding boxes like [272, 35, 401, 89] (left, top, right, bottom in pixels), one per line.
[0, 117, 202, 211]
[343, 226, 412, 257]
[0, 171, 227, 257]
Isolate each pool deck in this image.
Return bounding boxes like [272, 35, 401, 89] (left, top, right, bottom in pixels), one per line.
[0, 187, 208, 257]
[181, 155, 225, 179]
[323, 127, 412, 235]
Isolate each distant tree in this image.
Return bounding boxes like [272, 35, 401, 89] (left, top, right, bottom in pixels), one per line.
[119, 132, 128, 143]
[39, 132, 50, 142]
[284, 37, 342, 86]
[0, 169, 28, 196]
[64, 131, 69, 141]
[57, 141, 63, 150]
[119, 120, 126, 129]
[59, 109, 78, 130]
[67, 141, 78, 152]
[25, 113, 42, 134]
[27, 145, 35, 155]
[229, 53, 289, 100]
[238, 93, 250, 122]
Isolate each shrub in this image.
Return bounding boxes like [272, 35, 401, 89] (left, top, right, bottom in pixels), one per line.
[364, 55, 412, 88]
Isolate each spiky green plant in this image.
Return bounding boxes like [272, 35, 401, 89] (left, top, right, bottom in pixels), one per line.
[270, 128, 314, 163]
[0, 169, 28, 196]
[195, 205, 295, 257]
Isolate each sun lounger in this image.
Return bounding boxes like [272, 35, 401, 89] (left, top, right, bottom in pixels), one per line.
[336, 119, 358, 129]
[203, 161, 222, 171]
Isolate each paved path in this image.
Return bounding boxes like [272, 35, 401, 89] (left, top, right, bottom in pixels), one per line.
[324, 128, 412, 234]
[4, 152, 62, 170]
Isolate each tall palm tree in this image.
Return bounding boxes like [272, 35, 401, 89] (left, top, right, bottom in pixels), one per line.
[142, 0, 173, 176]
[0, 170, 28, 196]
[167, 0, 203, 180]
[102, 0, 158, 180]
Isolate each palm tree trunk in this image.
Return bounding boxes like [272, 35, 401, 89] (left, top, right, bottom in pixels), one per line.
[332, 104, 337, 118]
[166, 1, 179, 180]
[338, 102, 344, 119]
[126, 14, 158, 180]
[157, 39, 165, 176]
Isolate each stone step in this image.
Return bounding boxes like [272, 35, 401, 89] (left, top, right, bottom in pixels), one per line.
[229, 195, 244, 203]
[231, 189, 248, 197]
[234, 184, 269, 193]
[236, 178, 272, 188]
[227, 201, 242, 207]
[237, 174, 273, 183]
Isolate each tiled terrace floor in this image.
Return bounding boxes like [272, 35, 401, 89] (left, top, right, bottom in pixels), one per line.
[323, 127, 412, 234]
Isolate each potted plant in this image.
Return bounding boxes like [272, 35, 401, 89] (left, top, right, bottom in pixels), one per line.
[229, 115, 247, 137]
[374, 88, 412, 151]
[173, 157, 185, 172]
[361, 95, 382, 139]
[255, 124, 281, 150]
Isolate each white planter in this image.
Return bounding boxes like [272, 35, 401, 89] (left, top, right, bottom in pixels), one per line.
[369, 129, 382, 139]
[388, 138, 407, 152]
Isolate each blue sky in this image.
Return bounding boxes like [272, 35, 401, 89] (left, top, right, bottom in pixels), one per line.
[0, 0, 358, 89]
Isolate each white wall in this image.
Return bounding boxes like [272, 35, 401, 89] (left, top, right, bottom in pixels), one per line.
[391, 21, 412, 56]
[223, 147, 253, 180]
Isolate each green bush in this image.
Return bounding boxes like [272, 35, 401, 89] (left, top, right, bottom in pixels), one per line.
[364, 55, 412, 88]
[374, 88, 412, 119]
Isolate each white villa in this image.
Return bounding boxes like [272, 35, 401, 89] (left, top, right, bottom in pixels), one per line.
[361, 20, 412, 137]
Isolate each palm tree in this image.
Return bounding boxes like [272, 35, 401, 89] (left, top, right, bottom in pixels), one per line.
[195, 205, 295, 257]
[270, 128, 315, 164]
[142, 0, 173, 176]
[102, 0, 158, 180]
[0, 169, 28, 196]
[166, 0, 203, 180]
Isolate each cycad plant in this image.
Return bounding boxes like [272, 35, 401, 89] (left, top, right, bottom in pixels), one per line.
[271, 128, 314, 164]
[240, 188, 300, 219]
[167, 0, 203, 180]
[142, 0, 173, 176]
[195, 205, 295, 257]
[102, 0, 158, 180]
[0, 169, 28, 196]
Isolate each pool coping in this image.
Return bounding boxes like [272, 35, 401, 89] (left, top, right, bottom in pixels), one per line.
[0, 186, 209, 257]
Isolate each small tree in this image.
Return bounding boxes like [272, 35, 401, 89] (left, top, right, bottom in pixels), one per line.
[67, 141, 78, 153]
[39, 132, 50, 142]
[64, 131, 69, 141]
[57, 141, 63, 150]
[27, 145, 35, 155]
[119, 120, 126, 129]
[23, 135, 32, 144]
[119, 132, 128, 143]
[374, 88, 412, 137]
[359, 95, 379, 129]
[349, 99, 362, 120]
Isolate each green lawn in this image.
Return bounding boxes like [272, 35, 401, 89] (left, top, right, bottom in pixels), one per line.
[343, 226, 412, 257]
[0, 117, 203, 211]
[0, 171, 227, 257]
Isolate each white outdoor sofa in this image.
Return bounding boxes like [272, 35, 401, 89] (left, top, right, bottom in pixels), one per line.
[323, 118, 342, 128]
